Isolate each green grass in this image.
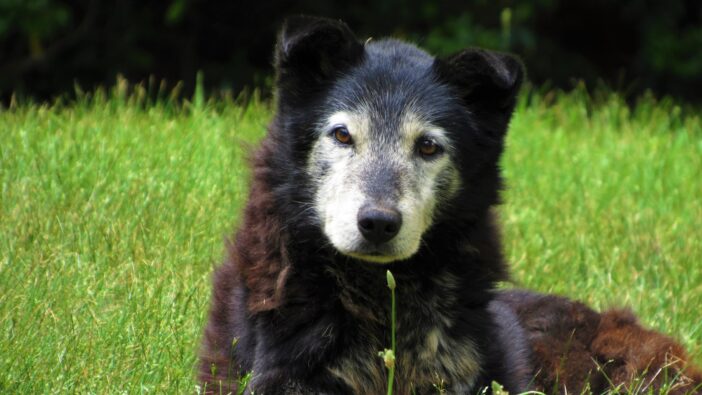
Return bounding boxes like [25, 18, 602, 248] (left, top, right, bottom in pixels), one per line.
[1, 86, 700, 393]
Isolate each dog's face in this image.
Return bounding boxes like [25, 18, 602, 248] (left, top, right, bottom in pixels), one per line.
[274, 17, 523, 263]
[308, 106, 460, 263]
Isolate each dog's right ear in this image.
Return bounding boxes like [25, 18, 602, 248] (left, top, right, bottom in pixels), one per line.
[275, 16, 364, 105]
[434, 48, 524, 119]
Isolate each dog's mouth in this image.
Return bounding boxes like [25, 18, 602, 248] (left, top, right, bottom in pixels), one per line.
[340, 243, 409, 264]
[346, 251, 399, 264]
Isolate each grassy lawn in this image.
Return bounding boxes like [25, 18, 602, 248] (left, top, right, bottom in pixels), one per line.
[1, 87, 700, 393]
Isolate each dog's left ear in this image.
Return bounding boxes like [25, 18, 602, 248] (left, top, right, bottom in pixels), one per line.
[434, 48, 524, 117]
[275, 16, 364, 106]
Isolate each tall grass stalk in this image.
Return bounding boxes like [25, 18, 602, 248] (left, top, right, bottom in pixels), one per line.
[379, 270, 397, 395]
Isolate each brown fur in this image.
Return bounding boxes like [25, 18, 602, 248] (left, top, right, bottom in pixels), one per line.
[593, 309, 702, 394]
[199, 139, 289, 392]
[226, 139, 291, 314]
[498, 290, 702, 394]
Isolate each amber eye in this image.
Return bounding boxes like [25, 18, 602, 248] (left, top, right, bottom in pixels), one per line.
[332, 125, 353, 145]
[417, 137, 441, 157]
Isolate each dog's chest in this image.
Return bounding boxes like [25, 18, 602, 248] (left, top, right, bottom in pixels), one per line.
[327, 322, 482, 394]
[327, 276, 483, 394]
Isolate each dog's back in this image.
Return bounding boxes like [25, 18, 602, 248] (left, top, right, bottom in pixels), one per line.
[498, 290, 702, 394]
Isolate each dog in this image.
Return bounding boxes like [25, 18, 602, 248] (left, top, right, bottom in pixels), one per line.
[199, 16, 701, 394]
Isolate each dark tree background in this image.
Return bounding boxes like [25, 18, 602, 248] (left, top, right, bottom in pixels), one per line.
[1, 0, 701, 102]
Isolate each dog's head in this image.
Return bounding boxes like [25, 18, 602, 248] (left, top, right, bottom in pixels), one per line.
[273, 16, 523, 264]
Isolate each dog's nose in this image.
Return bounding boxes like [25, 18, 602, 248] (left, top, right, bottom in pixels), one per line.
[357, 205, 402, 244]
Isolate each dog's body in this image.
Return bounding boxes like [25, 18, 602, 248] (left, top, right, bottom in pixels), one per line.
[498, 290, 702, 394]
[199, 17, 700, 394]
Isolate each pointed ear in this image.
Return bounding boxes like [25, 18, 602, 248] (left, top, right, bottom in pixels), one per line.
[433, 48, 524, 116]
[275, 16, 364, 105]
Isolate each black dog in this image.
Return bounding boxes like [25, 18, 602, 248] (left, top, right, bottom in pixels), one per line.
[199, 16, 701, 394]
